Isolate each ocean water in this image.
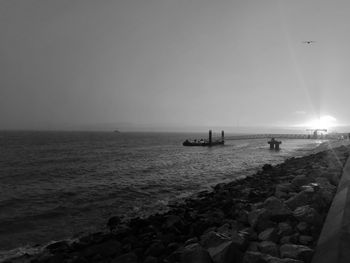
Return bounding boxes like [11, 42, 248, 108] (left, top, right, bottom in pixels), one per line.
[0, 131, 323, 253]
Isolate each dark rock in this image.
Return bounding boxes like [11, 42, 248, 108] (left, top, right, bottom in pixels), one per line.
[232, 230, 250, 250]
[248, 209, 274, 231]
[263, 197, 292, 221]
[46, 241, 70, 253]
[298, 235, 313, 245]
[277, 222, 293, 237]
[111, 252, 138, 263]
[280, 233, 299, 245]
[326, 172, 340, 186]
[144, 256, 158, 263]
[208, 240, 242, 263]
[82, 239, 121, 258]
[200, 231, 231, 249]
[190, 219, 212, 236]
[160, 232, 177, 245]
[285, 191, 310, 210]
[293, 205, 322, 226]
[295, 222, 309, 234]
[291, 175, 314, 190]
[179, 243, 213, 263]
[247, 242, 260, 252]
[280, 244, 313, 262]
[275, 183, 294, 199]
[258, 228, 279, 242]
[185, 237, 199, 246]
[163, 214, 184, 230]
[263, 164, 273, 171]
[167, 242, 181, 253]
[258, 241, 279, 257]
[280, 236, 293, 245]
[240, 227, 258, 242]
[266, 256, 303, 263]
[314, 177, 336, 192]
[145, 240, 165, 257]
[242, 251, 268, 263]
[237, 209, 250, 224]
[217, 222, 237, 236]
[107, 216, 122, 232]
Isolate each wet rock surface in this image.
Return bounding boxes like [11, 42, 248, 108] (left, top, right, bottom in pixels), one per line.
[10, 145, 350, 263]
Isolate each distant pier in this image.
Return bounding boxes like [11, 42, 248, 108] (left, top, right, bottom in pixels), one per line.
[225, 132, 350, 141]
[183, 130, 350, 147]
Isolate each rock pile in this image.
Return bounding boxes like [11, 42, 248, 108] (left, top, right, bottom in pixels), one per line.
[12, 145, 350, 263]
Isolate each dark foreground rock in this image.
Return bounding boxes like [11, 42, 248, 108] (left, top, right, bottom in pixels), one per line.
[7, 145, 350, 263]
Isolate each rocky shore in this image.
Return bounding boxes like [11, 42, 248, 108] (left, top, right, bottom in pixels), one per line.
[6, 144, 350, 263]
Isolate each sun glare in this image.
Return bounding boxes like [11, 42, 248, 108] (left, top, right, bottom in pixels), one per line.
[306, 115, 337, 130]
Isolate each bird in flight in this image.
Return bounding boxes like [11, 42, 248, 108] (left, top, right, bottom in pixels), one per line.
[302, 41, 316, 44]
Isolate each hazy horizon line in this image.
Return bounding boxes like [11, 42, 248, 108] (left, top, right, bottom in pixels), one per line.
[1, 124, 349, 133]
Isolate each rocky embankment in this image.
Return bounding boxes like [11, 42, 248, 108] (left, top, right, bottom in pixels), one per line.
[8, 145, 350, 263]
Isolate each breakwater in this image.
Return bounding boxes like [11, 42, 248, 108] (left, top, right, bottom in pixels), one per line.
[7, 144, 350, 263]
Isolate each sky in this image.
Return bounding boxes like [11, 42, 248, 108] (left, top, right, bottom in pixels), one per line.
[1, 0, 350, 132]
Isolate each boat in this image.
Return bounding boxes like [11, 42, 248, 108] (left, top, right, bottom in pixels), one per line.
[183, 130, 224, 146]
[183, 139, 209, 146]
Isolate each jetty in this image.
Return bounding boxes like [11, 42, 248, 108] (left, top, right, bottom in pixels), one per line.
[225, 132, 350, 141]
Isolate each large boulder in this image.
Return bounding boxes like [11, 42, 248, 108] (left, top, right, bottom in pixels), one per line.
[200, 231, 244, 263]
[208, 240, 243, 263]
[280, 244, 314, 262]
[266, 256, 303, 263]
[247, 242, 260, 252]
[162, 214, 184, 230]
[107, 216, 122, 232]
[82, 239, 122, 258]
[176, 243, 213, 263]
[242, 251, 268, 263]
[277, 222, 293, 237]
[248, 209, 274, 232]
[46, 241, 70, 254]
[285, 181, 334, 212]
[258, 228, 279, 242]
[285, 191, 312, 210]
[232, 230, 250, 250]
[279, 233, 299, 245]
[145, 240, 165, 257]
[317, 170, 341, 186]
[263, 197, 292, 221]
[293, 205, 323, 226]
[291, 175, 314, 190]
[111, 252, 138, 263]
[295, 222, 309, 234]
[200, 231, 231, 249]
[314, 177, 336, 192]
[258, 241, 279, 257]
[275, 183, 294, 199]
[298, 235, 313, 245]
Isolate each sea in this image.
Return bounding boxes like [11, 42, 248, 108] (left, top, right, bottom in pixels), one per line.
[0, 131, 324, 259]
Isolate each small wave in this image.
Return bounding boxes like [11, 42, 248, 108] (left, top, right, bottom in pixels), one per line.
[0, 244, 43, 262]
[0, 237, 79, 263]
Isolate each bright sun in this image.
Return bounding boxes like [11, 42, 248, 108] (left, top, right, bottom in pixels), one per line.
[306, 115, 337, 130]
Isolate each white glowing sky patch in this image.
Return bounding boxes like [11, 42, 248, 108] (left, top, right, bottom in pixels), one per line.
[305, 115, 337, 130]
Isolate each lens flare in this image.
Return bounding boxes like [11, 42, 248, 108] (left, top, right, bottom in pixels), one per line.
[306, 115, 337, 130]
